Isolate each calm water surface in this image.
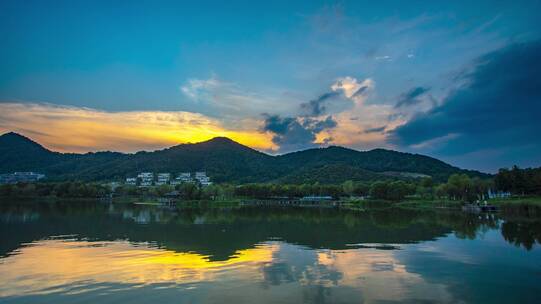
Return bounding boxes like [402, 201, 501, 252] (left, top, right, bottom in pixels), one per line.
[1, 202, 540, 303]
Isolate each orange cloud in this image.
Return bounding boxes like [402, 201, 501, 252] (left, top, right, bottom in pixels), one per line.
[0, 102, 276, 153]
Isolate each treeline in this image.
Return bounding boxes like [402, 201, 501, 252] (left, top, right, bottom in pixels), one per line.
[236, 180, 418, 201]
[0, 175, 493, 202]
[2, 166, 539, 202]
[234, 180, 423, 201]
[234, 174, 493, 202]
[0, 181, 236, 201]
[433, 174, 492, 201]
[495, 166, 541, 195]
[235, 180, 417, 201]
[115, 183, 237, 201]
[0, 182, 111, 198]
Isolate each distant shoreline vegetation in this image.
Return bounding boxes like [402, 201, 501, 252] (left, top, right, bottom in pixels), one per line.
[1, 166, 540, 210]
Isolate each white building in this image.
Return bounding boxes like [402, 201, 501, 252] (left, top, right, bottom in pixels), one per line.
[0, 172, 45, 184]
[125, 177, 137, 186]
[156, 173, 171, 185]
[195, 171, 212, 186]
[175, 172, 193, 185]
[171, 172, 194, 185]
[179, 172, 192, 182]
[137, 172, 154, 187]
[487, 189, 511, 199]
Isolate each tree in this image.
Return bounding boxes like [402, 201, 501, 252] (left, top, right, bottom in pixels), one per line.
[420, 177, 434, 188]
[342, 180, 355, 197]
[435, 184, 447, 199]
[495, 166, 541, 195]
[369, 181, 389, 200]
[156, 184, 174, 196]
[353, 182, 370, 197]
[177, 183, 201, 200]
[447, 174, 472, 201]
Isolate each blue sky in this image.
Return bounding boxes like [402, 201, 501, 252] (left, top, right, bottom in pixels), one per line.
[1, 0, 540, 172]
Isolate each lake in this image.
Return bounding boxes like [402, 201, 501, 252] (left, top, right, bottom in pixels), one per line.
[1, 201, 540, 303]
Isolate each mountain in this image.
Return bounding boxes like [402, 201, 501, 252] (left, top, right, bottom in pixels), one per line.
[0, 132, 489, 183]
[0, 132, 64, 172]
[275, 146, 482, 182]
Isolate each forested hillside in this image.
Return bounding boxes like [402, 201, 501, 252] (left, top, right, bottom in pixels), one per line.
[0, 132, 489, 183]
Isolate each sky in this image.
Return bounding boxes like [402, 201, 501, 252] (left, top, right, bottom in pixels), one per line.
[1, 0, 540, 172]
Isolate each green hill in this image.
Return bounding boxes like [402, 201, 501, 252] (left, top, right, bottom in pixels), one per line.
[0, 132, 490, 183]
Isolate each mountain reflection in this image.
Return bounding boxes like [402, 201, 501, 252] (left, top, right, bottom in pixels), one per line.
[1, 202, 540, 258]
[0, 202, 540, 303]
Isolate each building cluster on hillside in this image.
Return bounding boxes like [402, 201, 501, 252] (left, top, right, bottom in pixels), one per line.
[0, 172, 45, 184]
[125, 172, 212, 187]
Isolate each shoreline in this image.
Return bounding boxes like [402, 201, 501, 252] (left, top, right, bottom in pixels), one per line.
[2, 195, 541, 211]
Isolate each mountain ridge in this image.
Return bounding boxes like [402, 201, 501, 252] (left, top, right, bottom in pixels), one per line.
[0, 132, 490, 183]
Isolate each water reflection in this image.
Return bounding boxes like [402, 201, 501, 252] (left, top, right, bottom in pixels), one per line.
[0, 202, 540, 303]
[0, 239, 276, 298]
[501, 221, 541, 250]
[0, 238, 457, 303]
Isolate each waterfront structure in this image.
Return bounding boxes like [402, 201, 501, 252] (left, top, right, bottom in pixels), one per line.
[0, 172, 45, 184]
[300, 196, 333, 202]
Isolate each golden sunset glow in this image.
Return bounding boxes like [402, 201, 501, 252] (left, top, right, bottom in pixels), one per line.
[0, 103, 277, 153]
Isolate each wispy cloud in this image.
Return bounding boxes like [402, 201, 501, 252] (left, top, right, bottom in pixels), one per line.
[363, 126, 386, 134]
[394, 86, 430, 108]
[180, 76, 297, 119]
[300, 91, 340, 116]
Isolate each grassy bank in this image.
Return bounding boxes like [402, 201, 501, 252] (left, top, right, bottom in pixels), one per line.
[343, 197, 462, 210]
[488, 196, 541, 207]
[4, 194, 541, 213]
[343, 196, 541, 211]
[0, 196, 107, 204]
[395, 199, 463, 210]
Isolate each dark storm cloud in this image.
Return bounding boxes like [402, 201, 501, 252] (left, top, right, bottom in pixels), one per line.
[304, 115, 337, 133]
[261, 86, 347, 152]
[390, 40, 541, 162]
[261, 115, 296, 135]
[262, 114, 337, 152]
[300, 91, 340, 116]
[394, 86, 430, 108]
